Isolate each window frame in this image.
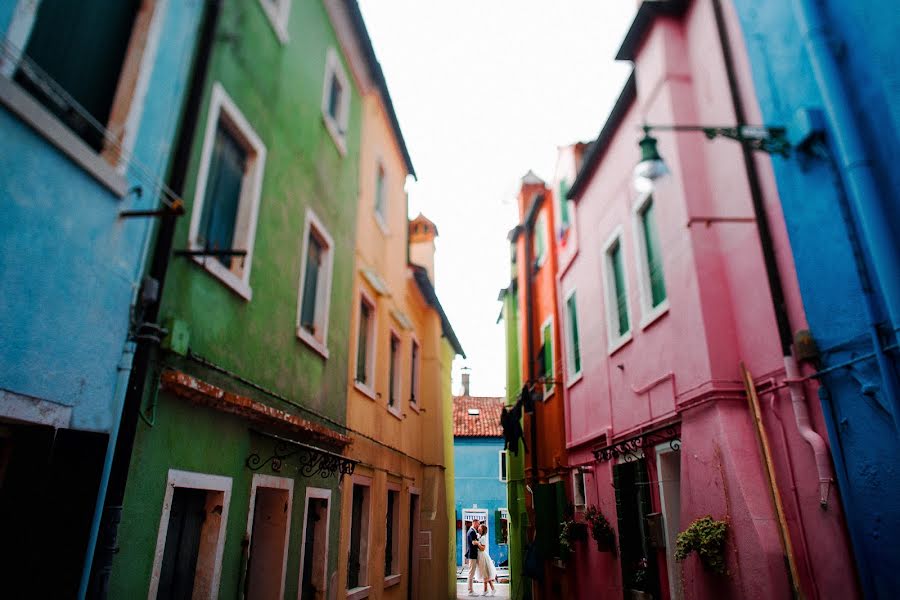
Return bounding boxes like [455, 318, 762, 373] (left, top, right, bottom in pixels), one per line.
[373, 161, 388, 233]
[572, 469, 587, 509]
[296, 207, 335, 358]
[188, 82, 267, 301]
[563, 288, 583, 386]
[387, 330, 402, 419]
[632, 192, 670, 328]
[354, 290, 377, 400]
[601, 226, 633, 354]
[540, 315, 554, 400]
[408, 337, 421, 412]
[321, 47, 350, 156]
[499, 450, 508, 483]
[258, 0, 291, 44]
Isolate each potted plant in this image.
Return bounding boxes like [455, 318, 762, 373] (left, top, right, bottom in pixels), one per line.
[558, 519, 587, 561]
[675, 516, 728, 575]
[584, 505, 617, 554]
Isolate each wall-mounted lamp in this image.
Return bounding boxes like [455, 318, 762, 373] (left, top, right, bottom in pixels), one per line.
[633, 124, 790, 192]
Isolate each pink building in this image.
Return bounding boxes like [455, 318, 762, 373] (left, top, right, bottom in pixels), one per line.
[555, 1, 858, 599]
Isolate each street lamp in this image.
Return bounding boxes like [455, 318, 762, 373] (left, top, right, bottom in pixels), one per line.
[632, 124, 791, 192]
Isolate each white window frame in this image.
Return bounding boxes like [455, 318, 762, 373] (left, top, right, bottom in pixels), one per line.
[297, 487, 332, 600]
[601, 226, 633, 354]
[188, 82, 267, 301]
[245, 474, 293, 600]
[386, 329, 403, 419]
[499, 450, 508, 483]
[258, 0, 291, 44]
[572, 468, 586, 509]
[408, 336, 421, 413]
[321, 47, 350, 156]
[384, 482, 402, 583]
[540, 315, 554, 400]
[354, 289, 378, 400]
[563, 288, 583, 386]
[296, 207, 335, 358]
[148, 469, 233, 600]
[347, 475, 373, 599]
[632, 192, 669, 328]
[373, 160, 389, 233]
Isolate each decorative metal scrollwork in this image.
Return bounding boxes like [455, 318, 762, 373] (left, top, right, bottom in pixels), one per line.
[591, 423, 681, 463]
[246, 431, 356, 478]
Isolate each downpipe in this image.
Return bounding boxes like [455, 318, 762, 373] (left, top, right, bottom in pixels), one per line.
[784, 353, 832, 508]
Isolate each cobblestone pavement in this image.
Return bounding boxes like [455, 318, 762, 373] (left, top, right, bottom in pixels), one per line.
[456, 582, 510, 598]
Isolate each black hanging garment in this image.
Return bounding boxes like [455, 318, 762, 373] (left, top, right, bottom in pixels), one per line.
[501, 398, 527, 455]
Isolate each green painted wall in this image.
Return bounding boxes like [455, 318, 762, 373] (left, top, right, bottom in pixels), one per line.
[110, 0, 362, 596]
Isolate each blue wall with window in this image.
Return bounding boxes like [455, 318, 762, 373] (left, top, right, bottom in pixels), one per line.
[731, 1, 900, 597]
[454, 436, 510, 568]
[0, 0, 203, 594]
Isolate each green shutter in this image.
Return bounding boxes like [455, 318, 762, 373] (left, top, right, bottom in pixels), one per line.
[567, 294, 581, 373]
[356, 303, 369, 383]
[534, 217, 546, 264]
[300, 236, 322, 331]
[641, 199, 667, 307]
[559, 179, 571, 227]
[199, 126, 247, 266]
[612, 243, 630, 335]
[543, 323, 553, 385]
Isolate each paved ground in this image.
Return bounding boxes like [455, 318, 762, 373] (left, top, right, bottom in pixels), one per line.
[456, 582, 510, 598]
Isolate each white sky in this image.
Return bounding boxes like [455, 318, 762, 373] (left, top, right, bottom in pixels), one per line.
[358, 1, 637, 397]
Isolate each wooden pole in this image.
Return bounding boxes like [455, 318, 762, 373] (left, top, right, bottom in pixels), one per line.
[740, 362, 804, 599]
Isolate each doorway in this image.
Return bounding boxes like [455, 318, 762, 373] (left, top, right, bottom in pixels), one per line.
[299, 488, 331, 600]
[407, 492, 420, 600]
[461, 508, 489, 566]
[656, 446, 682, 600]
[244, 475, 293, 600]
[614, 458, 661, 600]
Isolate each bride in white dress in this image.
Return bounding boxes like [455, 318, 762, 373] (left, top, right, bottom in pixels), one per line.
[476, 524, 497, 596]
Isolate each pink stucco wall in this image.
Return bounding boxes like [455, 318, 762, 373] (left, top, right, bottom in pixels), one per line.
[558, 2, 857, 599]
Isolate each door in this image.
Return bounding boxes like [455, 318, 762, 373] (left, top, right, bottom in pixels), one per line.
[614, 459, 661, 600]
[245, 486, 291, 600]
[407, 494, 420, 600]
[159, 488, 208, 599]
[300, 497, 328, 600]
[461, 508, 489, 565]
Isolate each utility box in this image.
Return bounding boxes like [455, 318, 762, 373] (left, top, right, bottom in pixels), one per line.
[163, 317, 190, 356]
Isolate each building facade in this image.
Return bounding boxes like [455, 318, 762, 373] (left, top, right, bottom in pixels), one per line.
[730, 1, 900, 597]
[555, 1, 858, 599]
[453, 393, 510, 570]
[0, 1, 204, 596]
[106, 1, 374, 597]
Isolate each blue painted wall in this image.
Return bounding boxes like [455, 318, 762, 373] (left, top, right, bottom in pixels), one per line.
[454, 436, 510, 568]
[732, 1, 900, 597]
[0, 0, 203, 432]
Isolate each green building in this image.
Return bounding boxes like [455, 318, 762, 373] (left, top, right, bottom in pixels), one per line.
[108, 1, 373, 597]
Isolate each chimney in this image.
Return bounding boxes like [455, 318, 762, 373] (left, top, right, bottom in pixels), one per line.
[409, 213, 438, 283]
[461, 368, 471, 397]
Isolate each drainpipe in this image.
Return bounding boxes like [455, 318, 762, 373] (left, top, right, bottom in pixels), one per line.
[791, 0, 900, 429]
[86, 2, 222, 597]
[784, 355, 832, 506]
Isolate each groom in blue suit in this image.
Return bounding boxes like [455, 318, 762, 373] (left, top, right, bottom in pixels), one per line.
[466, 518, 481, 596]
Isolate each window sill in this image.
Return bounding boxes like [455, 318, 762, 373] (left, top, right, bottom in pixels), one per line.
[191, 254, 253, 301]
[322, 113, 347, 156]
[384, 574, 401, 588]
[297, 327, 329, 359]
[607, 331, 633, 356]
[543, 386, 554, 402]
[374, 212, 389, 236]
[258, 1, 290, 44]
[0, 76, 128, 197]
[408, 401, 420, 414]
[387, 405, 403, 421]
[347, 586, 371, 600]
[640, 300, 669, 331]
[566, 371, 583, 389]
[354, 380, 377, 401]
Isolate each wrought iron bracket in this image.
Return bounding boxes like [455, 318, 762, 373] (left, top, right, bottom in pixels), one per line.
[246, 430, 356, 478]
[643, 124, 791, 157]
[591, 422, 681, 463]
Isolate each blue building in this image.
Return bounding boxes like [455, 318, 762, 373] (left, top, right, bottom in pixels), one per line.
[454, 389, 510, 570]
[731, 0, 900, 597]
[0, 1, 204, 596]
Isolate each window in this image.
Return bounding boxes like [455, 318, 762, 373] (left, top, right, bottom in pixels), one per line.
[410, 340, 420, 408]
[347, 480, 371, 591]
[558, 179, 571, 231]
[602, 229, 632, 352]
[189, 83, 267, 301]
[564, 290, 582, 381]
[374, 163, 387, 223]
[355, 293, 376, 396]
[321, 47, 350, 154]
[499, 450, 508, 483]
[573, 469, 586, 508]
[384, 488, 400, 579]
[388, 333, 401, 414]
[634, 194, 668, 320]
[149, 470, 232, 600]
[533, 213, 547, 268]
[541, 317, 554, 399]
[296, 209, 334, 357]
[258, 0, 291, 43]
[496, 508, 510, 545]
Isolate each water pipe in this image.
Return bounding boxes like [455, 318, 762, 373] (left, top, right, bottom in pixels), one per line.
[784, 354, 832, 508]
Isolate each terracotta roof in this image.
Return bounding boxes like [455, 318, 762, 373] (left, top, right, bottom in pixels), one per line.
[453, 396, 504, 438]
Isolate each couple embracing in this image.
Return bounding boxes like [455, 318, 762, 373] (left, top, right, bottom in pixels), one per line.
[465, 518, 497, 596]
